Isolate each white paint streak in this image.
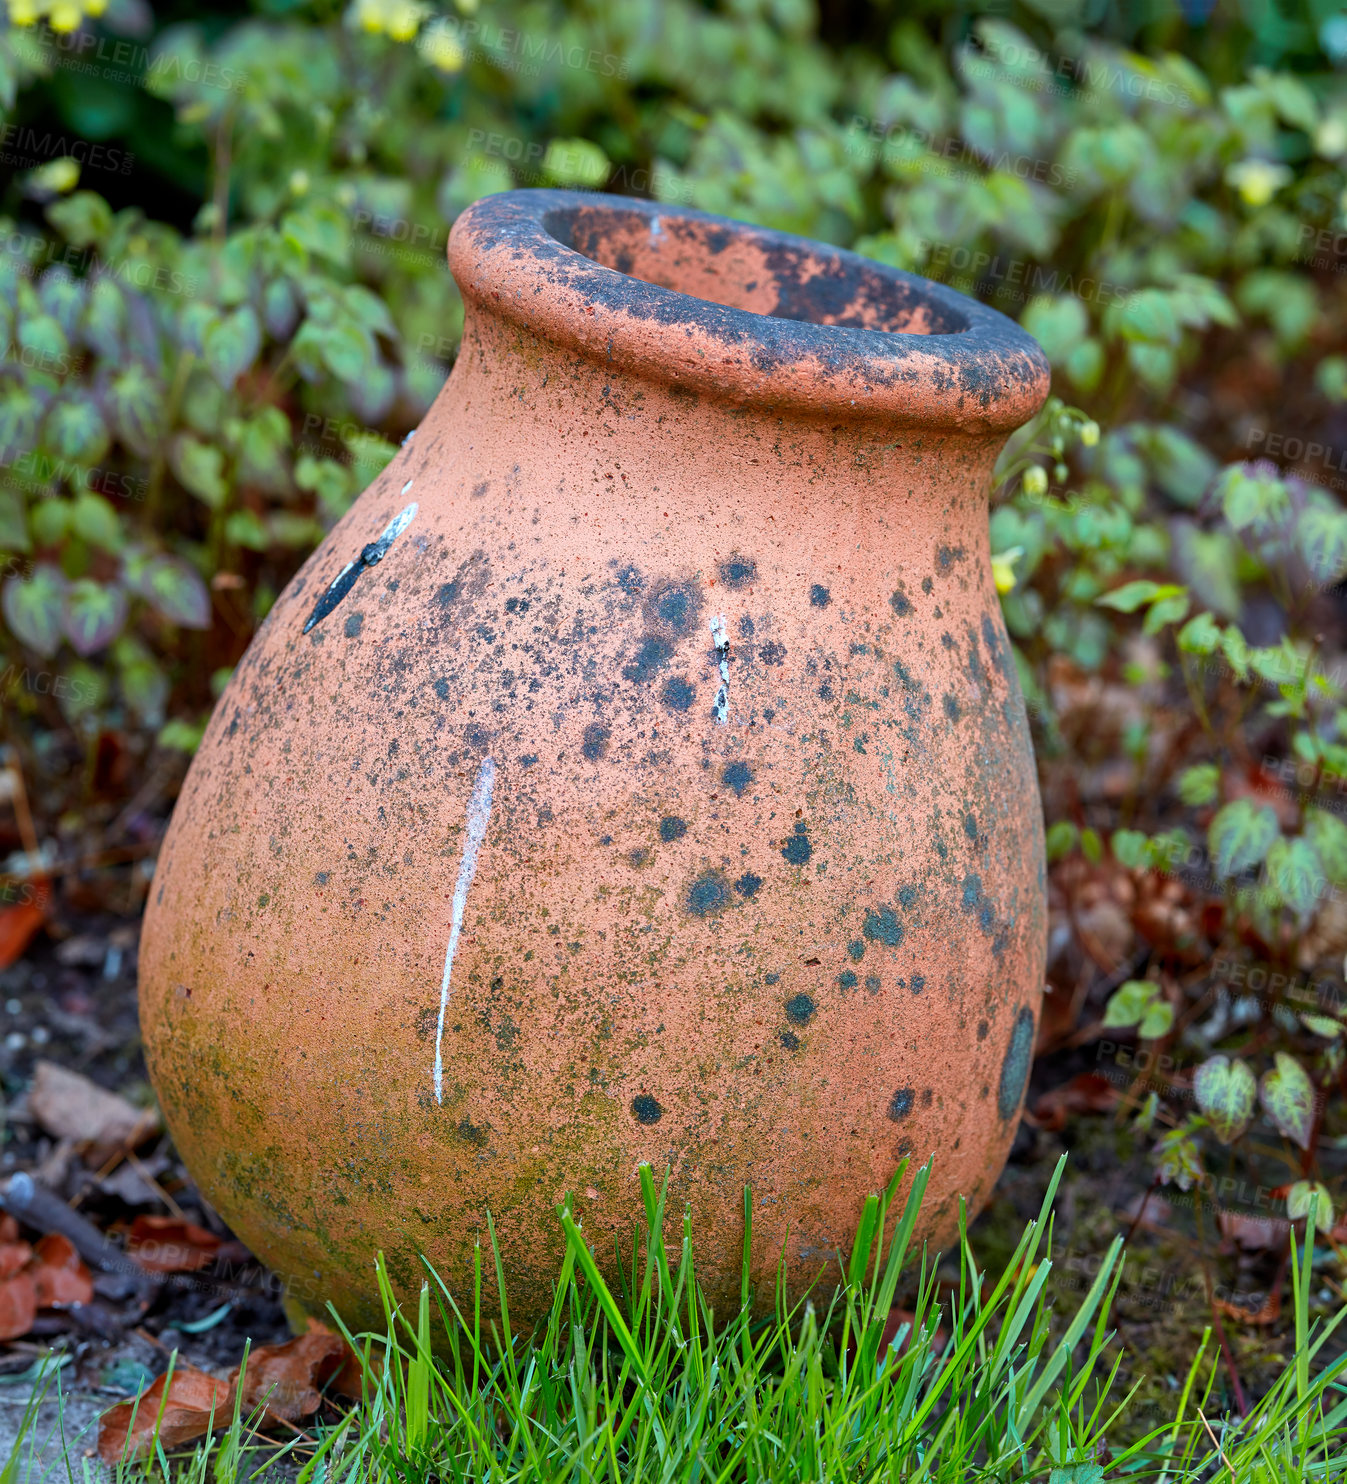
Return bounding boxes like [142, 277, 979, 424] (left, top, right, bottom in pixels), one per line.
[433, 755, 496, 1103]
[383, 500, 417, 543]
[710, 615, 729, 724]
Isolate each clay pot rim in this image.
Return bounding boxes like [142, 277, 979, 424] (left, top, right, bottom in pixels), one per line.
[448, 189, 1050, 433]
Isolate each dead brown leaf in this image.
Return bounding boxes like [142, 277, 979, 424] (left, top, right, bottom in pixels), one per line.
[0, 891, 45, 971]
[232, 1319, 348, 1422]
[30, 1232, 93, 1307]
[127, 1215, 220, 1273]
[98, 1366, 233, 1463]
[1216, 1208, 1285, 1252]
[29, 1061, 159, 1165]
[1214, 1289, 1281, 1326]
[1029, 1073, 1119, 1132]
[0, 1271, 37, 1341]
[0, 1242, 32, 1279]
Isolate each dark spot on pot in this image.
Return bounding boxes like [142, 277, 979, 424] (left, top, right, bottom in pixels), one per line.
[921, 1088, 933, 1107]
[735, 871, 762, 898]
[810, 584, 831, 607]
[582, 723, 610, 761]
[780, 1030, 800, 1051]
[759, 642, 787, 666]
[660, 815, 687, 842]
[723, 760, 753, 795]
[889, 591, 911, 617]
[435, 581, 459, 608]
[847, 939, 865, 962]
[624, 636, 673, 682]
[962, 874, 982, 909]
[765, 971, 780, 984]
[887, 1088, 914, 1121]
[785, 992, 816, 1025]
[838, 969, 858, 990]
[688, 871, 729, 916]
[937, 544, 965, 570]
[505, 596, 530, 614]
[898, 885, 917, 908]
[662, 676, 695, 710]
[941, 632, 955, 650]
[819, 681, 834, 701]
[434, 678, 450, 700]
[631, 1094, 663, 1125]
[943, 694, 961, 722]
[910, 974, 925, 994]
[720, 555, 757, 587]
[738, 615, 755, 638]
[921, 576, 933, 594]
[977, 1019, 989, 1041]
[964, 812, 978, 840]
[863, 907, 902, 946]
[457, 1118, 488, 1148]
[864, 974, 881, 993]
[616, 565, 643, 595]
[630, 848, 648, 867]
[650, 581, 700, 633]
[781, 822, 812, 865]
[520, 753, 537, 767]
[471, 481, 489, 499]
[314, 871, 329, 886]
[997, 1006, 1036, 1120]
[344, 612, 363, 638]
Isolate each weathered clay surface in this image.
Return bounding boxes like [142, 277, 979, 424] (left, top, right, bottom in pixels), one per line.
[139, 190, 1051, 1330]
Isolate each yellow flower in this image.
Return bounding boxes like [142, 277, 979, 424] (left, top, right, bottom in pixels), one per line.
[1225, 158, 1292, 208]
[384, 0, 425, 41]
[1317, 116, 1347, 159]
[417, 18, 464, 73]
[992, 547, 1023, 595]
[6, 0, 38, 26]
[1022, 465, 1048, 497]
[1079, 419, 1100, 448]
[47, 0, 83, 30]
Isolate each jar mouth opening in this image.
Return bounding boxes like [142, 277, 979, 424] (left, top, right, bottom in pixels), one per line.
[448, 190, 1049, 432]
[539, 201, 972, 337]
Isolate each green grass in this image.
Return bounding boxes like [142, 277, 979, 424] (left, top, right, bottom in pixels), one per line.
[12, 1160, 1347, 1481]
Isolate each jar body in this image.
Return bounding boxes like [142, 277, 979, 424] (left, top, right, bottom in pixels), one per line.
[140, 290, 1046, 1330]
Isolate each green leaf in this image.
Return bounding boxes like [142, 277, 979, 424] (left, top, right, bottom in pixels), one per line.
[1177, 611, 1221, 655]
[107, 364, 165, 456]
[45, 190, 113, 249]
[1286, 1179, 1333, 1234]
[63, 578, 127, 655]
[1208, 798, 1279, 878]
[2, 565, 65, 657]
[70, 493, 122, 553]
[1114, 288, 1179, 346]
[0, 490, 29, 553]
[1110, 828, 1149, 868]
[157, 717, 207, 753]
[1096, 579, 1162, 612]
[1264, 836, 1322, 917]
[1219, 464, 1288, 533]
[1142, 590, 1189, 634]
[44, 394, 109, 465]
[1138, 999, 1174, 1038]
[1103, 979, 1160, 1029]
[171, 436, 229, 508]
[1301, 1013, 1341, 1038]
[1193, 1055, 1255, 1144]
[81, 275, 125, 359]
[141, 555, 210, 629]
[30, 501, 70, 546]
[1296, 505, 1347, 586]
[1177, 763, 1220, 805]
[204, 306, 261, 389]
[1045, 820, 1078, 863]
[1305, 807, 1347, 885]
[1259, 1053, 1315, 1149]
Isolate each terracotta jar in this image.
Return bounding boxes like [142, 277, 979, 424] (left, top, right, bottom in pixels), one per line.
[140, 190, 1050, 1329]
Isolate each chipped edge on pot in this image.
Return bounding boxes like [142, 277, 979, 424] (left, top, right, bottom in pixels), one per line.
[447, 188, 1051, 434]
